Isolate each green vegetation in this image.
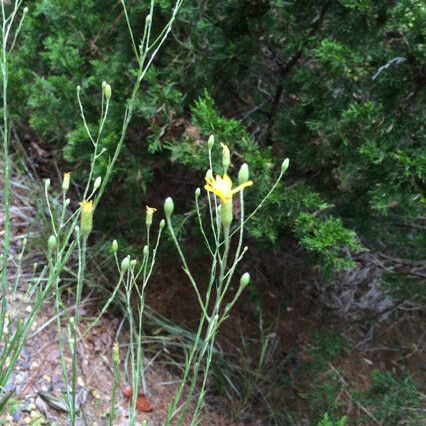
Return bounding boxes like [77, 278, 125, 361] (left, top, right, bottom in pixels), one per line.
[1, 0, 425, 424]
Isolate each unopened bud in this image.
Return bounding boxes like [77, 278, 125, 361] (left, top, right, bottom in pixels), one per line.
[205, 169, 213, 180]
[238, 163, 249, 184]
[76, 85, 81, 94]
[195, 187, 201, 198]
[143, 245, 149, 257]
[164, 197, 174, 219]
[93, 176, 102, 191]
[221, 143, 231, 173]
[207, 135, 214, 149]
[130, 259, 137, 268]
[62, 172, 71, 193]
[112, 239, 118, 254]
[146, 14, 152, 24]
[121, 256, 130, 272]
[112, 341, 120, 364]
[159, 219, 165, 230]
[281, 158, 289, 174]
[44, 178, 50, 190]
[103, 83, 111, 100]
[23, 7, 28, 14]
[64, 198, 70, 208]
[240, 272, 250, 288]
[48, 235, 57, 252]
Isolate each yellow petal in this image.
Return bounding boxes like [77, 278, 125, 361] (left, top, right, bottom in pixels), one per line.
[231, 180, 253, 194]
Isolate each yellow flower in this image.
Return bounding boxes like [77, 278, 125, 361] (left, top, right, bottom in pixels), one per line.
[146, 205, 157, 227]
[204, 173, 253, 203]
[80, 199, 93, 213]
[79, 200, 94, 236]
[146, 206, 157, 215]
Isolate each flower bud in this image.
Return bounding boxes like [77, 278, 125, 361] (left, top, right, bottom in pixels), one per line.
[62, 172, 71, 193]
[205, 169, 213, 180]
[112, 239, 118, 254]
[238, 163, 249, 185]
[76, 85, 81, 94]
[44, 178, 50, 190]
[221, 143, 231, 173]
[23, 7, 28, 14]
[159, 219, 165, 230]
[48, 235, 57, 252]
[146, 206, 157, 227]
[93, 176, 102, 192]
[121, 256, 130, 272]
[207, 135, 214, 149]
[79, 200, 94, 237]
[281, 158, 289, 174]
[164, 197, 174, 219]
[64, 198, 70, 207]
[130, 259, 137, 268]
[195, 187, 201, 198]
[112, 341, 120, 364]
[143, 245, 149, 257]
[146, 14, 152, 24]
[240, 272, 250, 288]
[103, 83, 112, 100]
[74, 225, 80, 235]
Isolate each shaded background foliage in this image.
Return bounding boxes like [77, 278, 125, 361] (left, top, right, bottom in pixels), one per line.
[11, 0, 425, 277]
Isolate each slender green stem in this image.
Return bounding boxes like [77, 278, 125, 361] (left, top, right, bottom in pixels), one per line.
[70, 235, 87, 424]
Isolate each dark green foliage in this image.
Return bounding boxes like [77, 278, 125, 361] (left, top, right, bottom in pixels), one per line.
[10, 0, 425, 277]
[355, 371, 423, 425]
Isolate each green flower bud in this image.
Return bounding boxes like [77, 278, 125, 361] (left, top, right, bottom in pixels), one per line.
[221, 143, 231, 173]
[61, 173, 71, 193]
[44, 178, 50, 190]
[281, 158, 289, 174]
[64, 198, 70, 207]
[93, 176, 102, 192]
[121, 256, 130, 272]
[205, 169, 213, 180]
[103, 83, 112, 100]
[164, 197, 174, 219]
[112, 341, 120, 364]
[23, 7, 28, 14]
[146, 14, 152, 24]
[207, 135, 214, 149]
[76, 85, 81, 94]
[159, 219, 165, 230]
[240, 272, 250, 288]
[112, 239, 118, 254]
[195, 187, 201, 198]
[143, 245, 149, 257]
[48, 235, 57, 252]
[130, 259, 137, 268]
[238, 163, 249, 185]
